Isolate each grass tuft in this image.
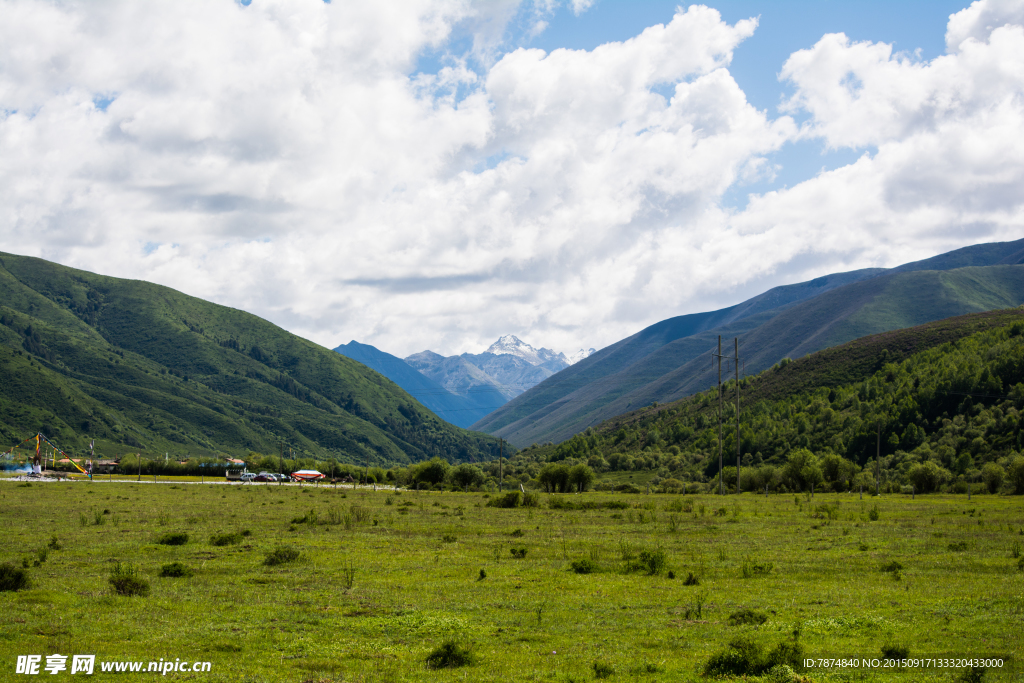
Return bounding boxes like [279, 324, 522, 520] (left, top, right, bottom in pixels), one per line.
[159, 562, 193, 578]
[109, 562, 149, 597]
[263, 547, 301, 566]
[425, 640, 475, 669]
[156, 532, 188, 546]
[728, 608, 769, 626]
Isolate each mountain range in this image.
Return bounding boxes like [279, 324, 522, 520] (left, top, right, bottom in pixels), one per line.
[335, 335, 595, 429]
[0, 252, 499, 466]
[472, 238, 1024, 447]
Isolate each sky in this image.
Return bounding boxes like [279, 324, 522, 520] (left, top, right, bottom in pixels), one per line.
[1, 0, 1023, 358]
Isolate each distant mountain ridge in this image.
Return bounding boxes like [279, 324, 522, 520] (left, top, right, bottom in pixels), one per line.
[334, 341, 500, 428]
[472, 238, 1024, 447]
[405, 335, 575, 404]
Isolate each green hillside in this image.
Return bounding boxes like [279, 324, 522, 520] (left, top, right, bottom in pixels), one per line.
[480, 261, 1024, 446]
[496, 308, 1024, 494]
[0, 253, 499, 466]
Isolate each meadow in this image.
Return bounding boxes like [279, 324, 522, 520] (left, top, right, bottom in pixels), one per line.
[0, 478, 1021, 682]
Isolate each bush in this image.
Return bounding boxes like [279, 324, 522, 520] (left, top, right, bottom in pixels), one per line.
[510, 548, 528, 559]
[47, 535, 62, 550]
[210, 532, 243, 546]
[981, 462, 1005, 494]
[702, 637, 804, 677]
[0, 563, 30, 592]
[592, 660, 615, 679]
[486, 491, 522, 508]
[156, 532, 189, 546]
[522, 492, 540, 508]
[626, 548, 667, 575]
[958, 666, 987, 683]
[569, 558, 598, 574]
[948, 541, 969, 551]
[728, 608, 769, 626]
[868, 504, 880, 521]
[159, 562, 193, 578]
[425, 640, 475, 669]
[881, 642, 910, 660]
[109, 562, 149, 597]
[683, 572, 700, 586]
[880, 560, 903, 573]
[263, 547, 301, 566]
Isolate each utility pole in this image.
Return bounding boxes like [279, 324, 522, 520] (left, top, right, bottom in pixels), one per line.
[498, 438, 504, 493]
[735, 337, 741, 494]
[137, 452, 141, 482]
[712, 336, 742, 495]
[875, 422, 881, 496]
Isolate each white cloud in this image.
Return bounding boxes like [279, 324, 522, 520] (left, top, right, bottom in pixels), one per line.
[0, 0, 1022, 360]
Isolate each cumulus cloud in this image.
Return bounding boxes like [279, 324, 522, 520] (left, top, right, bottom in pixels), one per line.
[0, 0, 1022, 359]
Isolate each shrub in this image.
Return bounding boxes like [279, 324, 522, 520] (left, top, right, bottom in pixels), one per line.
[263, 547, 301, 566]
[728, 608, 769, 626]
[881, 560, 903, 573]
[0, 563, 30, 592]
[159, 562, 193, 578]
[425, 640, 475, 669]
[958, 666, 987, 683]
[881, 642, 910, 660]
[109, 562, 149, 597]
[948, 541, 969, 551]
[510, 529, 525, 538]
[569, 558, 598, 574]
[210, 532, 243, 546]
[592, 660, 615, 679]
[522, 492, 540, 507]
[626, 548, 667, 575]
[868, 504, 880, 521]
[486, 491, 522, 508]
[156, 532, 188, 546]
[683, 572, 700, 586]
[702, 637, 804, 677]
[441, 535, 457, 543]
[47, 535, 62, 550]
[1018, 556, 1024, 571]
[510, 548, 528, 559]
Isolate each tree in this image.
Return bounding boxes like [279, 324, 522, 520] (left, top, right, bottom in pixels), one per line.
[1007, 454, 1024, 494]
[783, 448, 823, 491]
[981, 462, 1005, 494]
[907, 461, 950, 493]
[451, 463, 484, 490]
[567, 464, 594, 492]
[412, 457, 449, 485]
[537, 463, 570, 493]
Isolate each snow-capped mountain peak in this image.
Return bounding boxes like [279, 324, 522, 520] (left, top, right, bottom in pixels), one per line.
[485, 335, 570, 367]
[567, 348, 596, 365]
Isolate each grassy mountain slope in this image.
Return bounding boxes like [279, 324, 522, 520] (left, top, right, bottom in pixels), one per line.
[500, 308, 1024, 493]
[0, 253, 498, 465]
[470, 268, 887, 437]
[477, 241, 1024, 447]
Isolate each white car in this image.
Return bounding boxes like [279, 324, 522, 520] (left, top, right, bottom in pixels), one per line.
[239, 472, 257, 482]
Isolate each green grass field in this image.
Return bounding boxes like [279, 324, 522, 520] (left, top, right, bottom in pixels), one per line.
[0, 480, 1021, 682]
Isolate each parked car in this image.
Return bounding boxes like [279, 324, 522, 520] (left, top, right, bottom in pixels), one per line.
[254, 473, 276, 482]
[239, 472, 257, 482]
[273, 473, 292, 482]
